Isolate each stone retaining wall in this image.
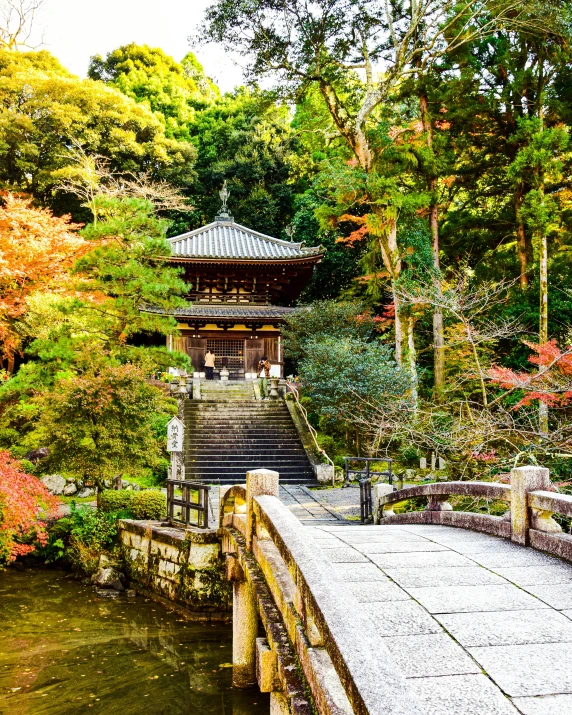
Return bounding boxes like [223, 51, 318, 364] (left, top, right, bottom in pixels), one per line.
[119, 520, 231, 621]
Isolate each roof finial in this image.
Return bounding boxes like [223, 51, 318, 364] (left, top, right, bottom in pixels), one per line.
[284, 224, 296, 242]
[216, 180, 233, 222]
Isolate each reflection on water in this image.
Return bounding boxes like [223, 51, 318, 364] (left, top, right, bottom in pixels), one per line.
[0, 568, 268, 714]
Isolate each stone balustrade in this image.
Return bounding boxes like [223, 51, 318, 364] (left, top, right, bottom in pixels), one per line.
[375, 466, 572, 562]
[220, 469, 422, 715]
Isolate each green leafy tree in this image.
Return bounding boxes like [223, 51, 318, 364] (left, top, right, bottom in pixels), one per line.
[74, 196, 188, 344]
[88, 44, 218, 141]
[298, 336, 410, 429]
[283, 299, 378, 362]
[0, 49, 195, 208]
[187, 88, 298, 236]
[33, 360, 175, 487]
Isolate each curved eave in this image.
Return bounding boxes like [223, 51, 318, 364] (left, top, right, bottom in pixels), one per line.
[157, 252, 324, 266]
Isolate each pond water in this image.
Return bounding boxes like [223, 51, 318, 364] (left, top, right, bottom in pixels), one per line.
[0, 568, 269, 714]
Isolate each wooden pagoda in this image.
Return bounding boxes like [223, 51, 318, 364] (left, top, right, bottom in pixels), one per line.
[162, 194, 324, 378]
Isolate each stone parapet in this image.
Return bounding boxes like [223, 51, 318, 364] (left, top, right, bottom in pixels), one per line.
[375, 468, 572, 563]
[118, 519, 231, 620]
[220, 471, 423, 715]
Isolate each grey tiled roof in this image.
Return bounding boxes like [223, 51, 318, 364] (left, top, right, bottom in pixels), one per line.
[168, 221, 322, 260]
[171, 305, 298, 319]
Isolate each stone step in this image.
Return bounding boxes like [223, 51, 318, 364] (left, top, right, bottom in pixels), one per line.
[185, 400, 286, 406]
[186, 464, 314, 473]
[188, 462, 308, 471]
[186, 415, 294, 421]
[183, 389, 312, 484]
[198, 472, 314, 478]
[185, 427, 301, 434]
[186, 435, 303, 441]
[185, 448, 307, 455]
[186, 425, 301, 431]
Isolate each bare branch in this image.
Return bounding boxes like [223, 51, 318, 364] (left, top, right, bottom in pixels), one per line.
[0, 0, 45, 50]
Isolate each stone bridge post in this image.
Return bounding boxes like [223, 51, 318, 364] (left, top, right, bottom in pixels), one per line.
[510, 466, 551, 545]
[230, 469, 279, 689]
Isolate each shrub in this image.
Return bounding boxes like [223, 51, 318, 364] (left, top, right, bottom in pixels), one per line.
[43, 503, 124, 574]
[0, 451, 59, 565]
[131, 490, 166, 520]
[99, 490, 135, 513]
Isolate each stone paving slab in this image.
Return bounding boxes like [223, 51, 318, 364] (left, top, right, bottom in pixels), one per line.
[408, 584, 550, 614]
[368, 550, 474, 569]
[368, 601, 443, 637]
[311, 486, 362, 518]
[424, 532, 507, 544]
[435, 609, 572, 647]
[337, 531, 430, 543]
[492, 565, 572, 586]
[521, 583, 572, 609]
[410, 674, 520, 715]
[323, 547, 369, 563]
[384, 565, 507, 588]
[354, 541, 450, 553]
[468, 642, 572, 696]
[562, 609, 572, 619]
[382, 633, 480, 677]
[511, 694, 572, 714]
[333, 562, 390, 582]
[466, 549, 563, 568]
[447, 540, 531, 553]
[345, 581, 411, 603]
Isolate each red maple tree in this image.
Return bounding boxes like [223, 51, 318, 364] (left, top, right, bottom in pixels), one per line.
[488, 340, 572, 408]
[0, 451, 59, 565]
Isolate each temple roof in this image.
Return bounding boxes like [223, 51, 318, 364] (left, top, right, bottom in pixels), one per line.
[147, 304, 299, 320]
[168, 220, 323, 261]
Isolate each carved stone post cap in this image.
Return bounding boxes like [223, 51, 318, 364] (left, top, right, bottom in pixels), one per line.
[511, 466, 551, 491]
[246, 469, 280, 498]
[511, 466, 550, 477]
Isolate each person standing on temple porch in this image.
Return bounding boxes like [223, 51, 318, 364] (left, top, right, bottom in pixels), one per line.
[205, 349, 215, 380]
[257, 355, 271, 400]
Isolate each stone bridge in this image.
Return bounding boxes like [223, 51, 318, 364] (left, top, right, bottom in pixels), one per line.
[220, 467, 572, 715]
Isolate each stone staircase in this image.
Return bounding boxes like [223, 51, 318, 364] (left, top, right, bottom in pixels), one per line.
[183, 380, 316, 485]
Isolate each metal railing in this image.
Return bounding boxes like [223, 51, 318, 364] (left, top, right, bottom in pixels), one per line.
[166, 479, 210, 529]
[342, 457, 393, 523]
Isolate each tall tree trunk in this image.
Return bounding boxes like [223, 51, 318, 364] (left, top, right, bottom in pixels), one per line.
[407, 313, 419, 409]
[393, 285, 403, 365]
[515, 184, 531, 289]
[380, 221, 418, 408]
[420, 94, 445, 400]
[537, 94, 548, 435]
[539, 227, 549, 434]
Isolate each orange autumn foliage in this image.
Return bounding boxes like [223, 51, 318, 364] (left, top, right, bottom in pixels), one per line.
[488, 340, 572, 408]
[0, 194, 87, 367]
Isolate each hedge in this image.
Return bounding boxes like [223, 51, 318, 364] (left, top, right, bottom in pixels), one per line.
[99, 489, 167, 520]
[132, 490, 166, 520]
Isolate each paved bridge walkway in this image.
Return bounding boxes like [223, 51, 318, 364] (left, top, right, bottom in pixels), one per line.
[303, 522, 572, 715]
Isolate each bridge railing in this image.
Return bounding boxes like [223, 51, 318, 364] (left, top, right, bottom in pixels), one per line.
[375, 466, 572, 562]
[220, 469, 423, 715]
